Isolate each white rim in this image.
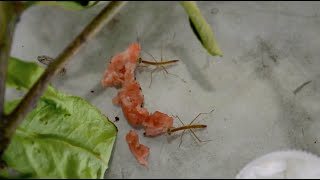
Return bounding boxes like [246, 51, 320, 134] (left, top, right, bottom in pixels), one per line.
[236, 149, 320, 178]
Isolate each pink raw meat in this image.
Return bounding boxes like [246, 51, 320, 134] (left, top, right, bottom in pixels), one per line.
[126, 129, 150, 167]
[101, 42, 141, 87]
[143, 111, 174, 137]
[113, 80, 150, 126]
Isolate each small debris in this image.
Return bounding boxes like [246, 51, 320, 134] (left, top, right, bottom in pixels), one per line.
[293, 80, 312, 95]
[211, 8, 219, 15]
[115, 116, 119, 122]
[90, 90, 95, 93]
[107, 18, 120, 30]
[269, 55, 278, 63]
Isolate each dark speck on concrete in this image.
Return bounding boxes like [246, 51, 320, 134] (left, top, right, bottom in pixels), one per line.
[211, 8, 219, 15]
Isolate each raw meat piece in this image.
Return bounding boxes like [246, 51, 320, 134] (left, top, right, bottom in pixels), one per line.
[126, 129, 150, 167]
[113, 80, 145, 107]
[120, 105, 149, 127]
[101, 42, 141, 87]
[143, 111, 174, 137]
[113, 80, 150, 126]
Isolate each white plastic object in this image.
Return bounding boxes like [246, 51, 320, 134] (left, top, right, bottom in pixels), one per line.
[236, 150, 320, 179]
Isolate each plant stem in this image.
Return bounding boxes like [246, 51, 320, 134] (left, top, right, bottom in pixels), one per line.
[0, 2, 23, 123]
[0, 1, 127, 158]
[180, 1, 223, 57]
[0, 2, 26, 168]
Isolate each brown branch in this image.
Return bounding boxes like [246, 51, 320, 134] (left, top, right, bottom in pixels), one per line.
[0, 1, 127, 158]
[0, 2, 24, 123]
[0, 2, 27, 169]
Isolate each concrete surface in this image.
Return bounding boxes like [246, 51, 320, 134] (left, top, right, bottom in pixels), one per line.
[7, 1, 320, 178]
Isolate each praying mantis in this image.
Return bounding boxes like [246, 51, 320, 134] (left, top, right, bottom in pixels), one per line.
[169, 108, 215, 147]
[37, 55, 66, 75]
[138, 47, 187, 88]
[136, 32, 187, 88]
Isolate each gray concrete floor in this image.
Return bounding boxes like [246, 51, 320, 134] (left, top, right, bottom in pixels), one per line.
[7, 1, 320, 178]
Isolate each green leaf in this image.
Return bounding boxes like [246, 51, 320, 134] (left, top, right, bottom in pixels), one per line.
[35, 1, 101, 11]
[180, 1, 223, 57]
[3, 57, 117, 178]
[6, 57, 44, 91]
[0, 169, 33, 179]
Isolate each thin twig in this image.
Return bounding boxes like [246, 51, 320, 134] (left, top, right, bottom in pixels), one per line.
[0, 1, 127, 158]
[293, 80, 312, 95]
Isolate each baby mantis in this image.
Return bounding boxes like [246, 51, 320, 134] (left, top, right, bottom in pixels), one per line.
[37, 55, 66, 75]
[136, 33, 187, 87]
[168, 108, 215, 147]
[138, 48, 187, 88]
